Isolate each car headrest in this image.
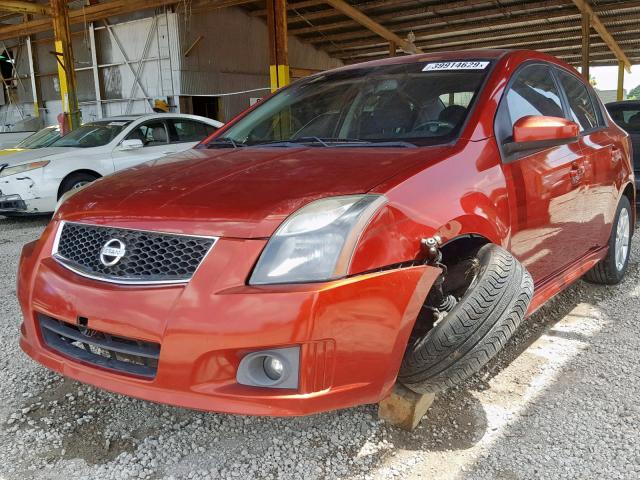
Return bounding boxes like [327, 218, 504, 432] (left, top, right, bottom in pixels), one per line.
[438, 105, 467, 126]
[152, 126, 167, 143]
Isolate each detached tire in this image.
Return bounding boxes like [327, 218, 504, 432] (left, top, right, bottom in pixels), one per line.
[584, 195, 632, 285]
[399, 244, 533, 394]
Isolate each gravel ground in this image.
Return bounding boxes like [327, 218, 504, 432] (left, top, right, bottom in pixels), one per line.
[1, 215, 638, 480]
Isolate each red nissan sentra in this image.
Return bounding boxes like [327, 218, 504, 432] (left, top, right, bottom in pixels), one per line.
[18, 50, 635, 415]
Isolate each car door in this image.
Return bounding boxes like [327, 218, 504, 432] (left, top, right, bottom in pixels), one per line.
[165, 118, 219, 154]
[111, 119, 172, 171]
[496, 63, 590, 283]
[555, 69, 615, 249]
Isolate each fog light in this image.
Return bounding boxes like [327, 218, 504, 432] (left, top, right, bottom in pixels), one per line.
[263, 356, 284, 380]
[236, 346, 300, 389]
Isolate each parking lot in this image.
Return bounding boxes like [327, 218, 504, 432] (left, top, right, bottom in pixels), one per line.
[1, 214, 638, 480]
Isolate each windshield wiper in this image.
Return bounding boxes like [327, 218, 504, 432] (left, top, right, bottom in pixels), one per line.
[252, 137, 371, 148]
[348, 140, 418, 148]
[205, 137, 246, 149]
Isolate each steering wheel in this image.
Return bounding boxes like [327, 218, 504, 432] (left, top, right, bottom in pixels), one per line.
[413, 120, 456, 132]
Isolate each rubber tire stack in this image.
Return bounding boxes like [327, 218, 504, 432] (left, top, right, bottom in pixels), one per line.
[399, 243, 534, 394]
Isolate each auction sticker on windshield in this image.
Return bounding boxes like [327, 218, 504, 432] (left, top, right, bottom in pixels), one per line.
[422, 61, 490, 71]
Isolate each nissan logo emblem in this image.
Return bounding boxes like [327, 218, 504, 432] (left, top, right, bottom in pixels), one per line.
[100, 238, 126, 267]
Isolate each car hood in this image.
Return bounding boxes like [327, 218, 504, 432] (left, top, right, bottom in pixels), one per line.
[0, 147, 78, 166]
[61, 146, 445, 238]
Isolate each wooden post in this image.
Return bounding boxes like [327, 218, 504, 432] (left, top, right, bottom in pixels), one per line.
[617, 60, 624, 101]
[388, 41, 396, 57]
[266, 0, 289, 92]
[581, 12, 590, 81]
[25, 35, 39, 118]
[50, 0, 81, 130]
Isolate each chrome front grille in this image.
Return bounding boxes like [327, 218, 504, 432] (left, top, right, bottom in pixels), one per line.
[52, 222, 217, 285]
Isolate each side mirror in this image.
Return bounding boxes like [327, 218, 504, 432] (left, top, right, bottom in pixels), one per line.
[504, 116, 579, 155]
[119, 139, 144, 151]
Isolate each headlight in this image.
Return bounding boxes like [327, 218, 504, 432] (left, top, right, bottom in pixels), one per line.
[53, 182, 91, 216]
[249, 194, 386, 285]
[0, 160, 49, 178]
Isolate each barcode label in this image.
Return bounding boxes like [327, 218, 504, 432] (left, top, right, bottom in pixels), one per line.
[422, 61, 490, 71]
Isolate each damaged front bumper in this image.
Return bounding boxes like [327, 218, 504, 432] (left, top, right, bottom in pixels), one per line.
[0, 170, 53, 214]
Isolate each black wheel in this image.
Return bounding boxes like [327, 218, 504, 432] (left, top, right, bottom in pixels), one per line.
[398, 244, 533, 394]
[58, 172, 99, 199]
[584, 196, 632, 285]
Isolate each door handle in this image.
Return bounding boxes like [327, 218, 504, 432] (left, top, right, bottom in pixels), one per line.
[570, 162, 585, 186]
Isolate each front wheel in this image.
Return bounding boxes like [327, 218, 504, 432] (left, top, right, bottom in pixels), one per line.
[584, 196, 633, 285]
[58, 172, 99, 199]
[398, 244, 533, 394]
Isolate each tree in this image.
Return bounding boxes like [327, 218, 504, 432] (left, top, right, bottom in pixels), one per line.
[628, 84, 640, 100]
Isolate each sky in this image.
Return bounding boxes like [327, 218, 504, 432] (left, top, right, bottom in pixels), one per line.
[590, 65, 640, 95]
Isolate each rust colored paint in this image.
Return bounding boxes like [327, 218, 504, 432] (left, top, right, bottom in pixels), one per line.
[18, 50, 635, 415]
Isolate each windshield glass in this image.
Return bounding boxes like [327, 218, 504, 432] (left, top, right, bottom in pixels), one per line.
[217, 61, 491, 147]
[15, 126, 60, 149]
[52, 121, 130, 148]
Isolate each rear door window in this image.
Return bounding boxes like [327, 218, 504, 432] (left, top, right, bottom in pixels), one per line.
[168, 119, 218, 143]
[557, 71, 599, 131]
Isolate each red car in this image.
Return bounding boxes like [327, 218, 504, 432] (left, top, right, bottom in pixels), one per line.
[18, 50, 635, 416]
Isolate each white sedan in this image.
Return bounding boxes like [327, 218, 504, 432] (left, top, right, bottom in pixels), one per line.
[0, 113, 222, 215]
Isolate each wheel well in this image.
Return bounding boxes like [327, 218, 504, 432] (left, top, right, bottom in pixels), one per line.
[622, 182, 636, 228]
[439, 234, 492, 267]
[57, 170, 102, 200]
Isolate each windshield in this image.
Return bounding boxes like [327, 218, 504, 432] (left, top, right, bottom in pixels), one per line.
[216, 61, 491, 147]
[15, 126, 60, 149]
[51, 121, 130, 148]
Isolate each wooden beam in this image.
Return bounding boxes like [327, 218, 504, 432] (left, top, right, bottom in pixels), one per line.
[0, 0, 256, 41]
[309, 0, 640, 49]
[250, 0, 325, 16]
[581, 12, 590, 80]
[571, 0, 631, 71]
[617, 60, 625, 100]
[51, 0, 81, 130]
[290, 66, 322, 78]
[291, 0, 570, 36]
[338, 30, 640, 62]
[329, 13, 640, 56]
[267, 0, 289, 92]
[0, 0, 51, 16]
[324, 0, 421, 54]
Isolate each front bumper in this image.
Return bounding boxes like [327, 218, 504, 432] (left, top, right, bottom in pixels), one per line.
[18, 222, 440, 416]
[0, 170, 55, 214]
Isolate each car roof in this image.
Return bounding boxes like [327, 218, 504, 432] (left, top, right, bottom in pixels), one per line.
[83, 113, 222, 125]
[606, 100, 640, 108]
[309, 49, 577, 79]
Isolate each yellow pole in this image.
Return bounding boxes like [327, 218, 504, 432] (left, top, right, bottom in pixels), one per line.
[617, 60, 624, 101]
